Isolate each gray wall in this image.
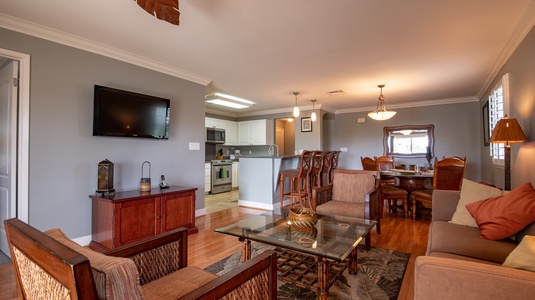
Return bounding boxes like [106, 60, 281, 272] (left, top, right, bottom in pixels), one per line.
[333, 102, 481, 181]
[480, 25, 535, 189]
[1, 28, 206, 239]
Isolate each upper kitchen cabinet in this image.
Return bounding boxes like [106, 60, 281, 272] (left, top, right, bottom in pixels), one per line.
[238, 119, 273, 145]
[222, 120, 237, 145]
[205, 117, 223, 128]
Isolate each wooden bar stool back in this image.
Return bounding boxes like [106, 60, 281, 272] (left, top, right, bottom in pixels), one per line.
[279, 150, 314, 209]
[309, 150, 325, 191]
[321, 151, 334, 185]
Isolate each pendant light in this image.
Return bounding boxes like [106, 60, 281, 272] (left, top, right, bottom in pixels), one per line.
[293, 92, 300, 117]
[368, 84, 396, 121]
[310, 99, 317, 122]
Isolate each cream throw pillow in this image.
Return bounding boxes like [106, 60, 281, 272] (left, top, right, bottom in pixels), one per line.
[503, 235, 535, 272]
[449, 179, 503, 227]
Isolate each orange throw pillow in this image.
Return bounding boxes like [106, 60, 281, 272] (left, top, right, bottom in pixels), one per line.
[467, 182, 535, 240]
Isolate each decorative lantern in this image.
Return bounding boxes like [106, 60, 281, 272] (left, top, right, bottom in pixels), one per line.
[96, 159, 115, 195]
[140, 161, 151, 192]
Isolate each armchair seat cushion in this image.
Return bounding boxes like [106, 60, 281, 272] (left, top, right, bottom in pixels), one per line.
[141, 267, 217, 300]
[315, 200, 365, 219]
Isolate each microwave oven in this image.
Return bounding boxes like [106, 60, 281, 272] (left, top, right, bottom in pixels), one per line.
[206, 127, 225, 143]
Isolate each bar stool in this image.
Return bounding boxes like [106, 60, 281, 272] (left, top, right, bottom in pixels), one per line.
[320, 151, 334, 186]
[309, 150, 325, 191]
[279, 150, 313, 209]
[327, 150, 341, 184]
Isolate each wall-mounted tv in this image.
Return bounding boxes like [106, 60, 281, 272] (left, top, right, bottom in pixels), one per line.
[93, 85, 170, 139]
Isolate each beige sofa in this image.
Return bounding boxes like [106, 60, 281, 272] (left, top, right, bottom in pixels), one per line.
[414, 190, 535, 300]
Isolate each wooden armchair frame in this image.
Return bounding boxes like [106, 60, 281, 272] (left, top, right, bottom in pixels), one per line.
[5, 218, 278, 300]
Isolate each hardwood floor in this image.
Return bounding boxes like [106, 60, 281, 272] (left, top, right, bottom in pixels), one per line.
[0, 191, 430, 300]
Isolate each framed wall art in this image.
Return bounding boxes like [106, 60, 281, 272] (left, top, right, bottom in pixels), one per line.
[482, 101, 490, 146]
[301, 117, 312, 132]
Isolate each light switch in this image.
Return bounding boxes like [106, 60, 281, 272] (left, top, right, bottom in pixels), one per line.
[189, 142, 200, 150]
[340, 147, 348, 152]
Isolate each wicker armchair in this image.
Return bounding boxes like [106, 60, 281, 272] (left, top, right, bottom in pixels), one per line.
[5, 218, 277, 300]
[310, 169, 382, 249]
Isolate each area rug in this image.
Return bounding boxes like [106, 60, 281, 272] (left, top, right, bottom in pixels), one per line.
[204, 243, 409, 300]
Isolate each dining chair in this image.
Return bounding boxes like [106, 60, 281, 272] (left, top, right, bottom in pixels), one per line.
[375, 156, 409, 216]
[279, 150, 314, 208]
[361, 156, 377, 171]
[411, 156, 467, 219]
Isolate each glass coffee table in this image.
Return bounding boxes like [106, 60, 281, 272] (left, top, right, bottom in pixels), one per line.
[215, 210, 377, 299]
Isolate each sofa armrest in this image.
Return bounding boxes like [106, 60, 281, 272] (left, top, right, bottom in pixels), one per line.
[105, 228, 188, 285]
[311, 184, 333, 210]
[415, 256, 535, 300]
[431, 190, 461, 221]
[179, 250, 278, 300]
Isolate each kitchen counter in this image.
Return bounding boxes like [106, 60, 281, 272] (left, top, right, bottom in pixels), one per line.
[238, 155, 300, 210]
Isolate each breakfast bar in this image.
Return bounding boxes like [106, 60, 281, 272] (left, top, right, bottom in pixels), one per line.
[238, 155, 299, 210]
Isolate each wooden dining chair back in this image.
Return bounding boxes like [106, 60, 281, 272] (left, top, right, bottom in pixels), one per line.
[375, 156, 408, 216]
[432, 156, 467, 190]
[361, 156, 377, 171]
[279, 150, 314, 208]
[5, 218, 98, 300]
[411, 156, 467, 219]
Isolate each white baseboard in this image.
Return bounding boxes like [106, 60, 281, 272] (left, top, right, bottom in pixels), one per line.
[196, 208, 206, 217]
[238, 200, 274, 211]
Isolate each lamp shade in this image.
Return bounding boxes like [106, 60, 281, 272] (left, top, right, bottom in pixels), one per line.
[368, 110, 396, 121]
[489, 115, 527, 145]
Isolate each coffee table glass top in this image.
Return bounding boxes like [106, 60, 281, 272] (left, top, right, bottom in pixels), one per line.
[215, 210, 377, 262]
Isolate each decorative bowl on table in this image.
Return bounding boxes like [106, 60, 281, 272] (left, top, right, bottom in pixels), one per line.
[289, 205, 318, 229]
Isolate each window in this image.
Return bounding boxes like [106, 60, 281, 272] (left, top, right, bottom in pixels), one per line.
[488, 73, 509, 165]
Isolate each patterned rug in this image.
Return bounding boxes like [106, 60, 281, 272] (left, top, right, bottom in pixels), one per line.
[204, 243, 409, 300]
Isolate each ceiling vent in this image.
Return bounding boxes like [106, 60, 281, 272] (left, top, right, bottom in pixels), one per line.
[327, 90, 346, 96]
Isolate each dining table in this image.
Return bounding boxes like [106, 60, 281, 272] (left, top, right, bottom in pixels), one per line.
[381, 169, 434, 216]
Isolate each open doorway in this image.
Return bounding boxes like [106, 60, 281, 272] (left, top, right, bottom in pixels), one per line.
[275, 118, 295, 155]
[0, 49, 30, 258]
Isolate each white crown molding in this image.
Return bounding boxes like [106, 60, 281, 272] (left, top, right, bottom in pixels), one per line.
[476, 0, 535, 99]
[335, 96, 479, 114]
[0, 14, 212, 86]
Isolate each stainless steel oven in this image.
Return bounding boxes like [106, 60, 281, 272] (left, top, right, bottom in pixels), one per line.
[211, 160, 232, 194]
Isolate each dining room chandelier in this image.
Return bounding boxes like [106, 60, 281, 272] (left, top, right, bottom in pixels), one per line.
[368, 84, 396, 121]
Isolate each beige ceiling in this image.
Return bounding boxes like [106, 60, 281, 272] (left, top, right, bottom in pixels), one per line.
[1, 0, 534, 117]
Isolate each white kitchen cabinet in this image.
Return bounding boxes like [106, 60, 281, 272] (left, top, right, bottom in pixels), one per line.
[238, 119, 272, 145]
[232, 161, 239, 188]
[204, 162, 211, 193]
[222, 120, 237, 145]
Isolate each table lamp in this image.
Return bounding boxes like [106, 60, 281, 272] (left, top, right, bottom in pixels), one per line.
[489, 115, 527, 190]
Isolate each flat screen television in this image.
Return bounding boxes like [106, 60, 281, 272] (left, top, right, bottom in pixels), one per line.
[93, 85, 170, 139]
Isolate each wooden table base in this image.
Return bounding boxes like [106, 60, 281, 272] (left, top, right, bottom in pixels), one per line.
[239, 238, 356, 299]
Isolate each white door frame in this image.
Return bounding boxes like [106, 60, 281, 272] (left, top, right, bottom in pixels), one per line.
[1, 48, 30, 223]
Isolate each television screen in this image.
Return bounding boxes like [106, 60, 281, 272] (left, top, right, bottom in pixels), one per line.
[93, 85, 170, 139]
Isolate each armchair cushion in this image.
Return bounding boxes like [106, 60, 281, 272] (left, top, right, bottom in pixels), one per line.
[315, 200, 366, 219]
[332, 171, 375, 203]
[467, 182, 535, 240]
[45, 228, 144, 300]
[141, 267, 217, 299]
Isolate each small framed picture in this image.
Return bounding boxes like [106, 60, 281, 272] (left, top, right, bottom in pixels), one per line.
[301, 117, 312, 132]
[482, 101, 490, 146]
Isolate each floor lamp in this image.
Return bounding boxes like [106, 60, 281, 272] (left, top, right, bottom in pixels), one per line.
[489, 115, 527, 190]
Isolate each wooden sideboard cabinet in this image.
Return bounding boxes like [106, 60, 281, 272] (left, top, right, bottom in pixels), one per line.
[89, 186, 198, 252]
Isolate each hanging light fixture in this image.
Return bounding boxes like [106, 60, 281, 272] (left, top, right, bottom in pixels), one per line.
[368, 84, 396, 121]
[293, 92, 300, 117]
[310, 99, 317, 121]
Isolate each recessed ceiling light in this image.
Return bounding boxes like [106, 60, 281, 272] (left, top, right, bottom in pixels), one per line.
[205, 93, 255, 109]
